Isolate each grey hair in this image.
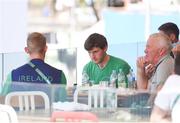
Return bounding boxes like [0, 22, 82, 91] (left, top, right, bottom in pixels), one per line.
[149, 33, 172, 52]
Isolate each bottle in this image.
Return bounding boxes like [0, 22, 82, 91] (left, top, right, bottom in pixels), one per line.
[117, 68, 126, 88]
[82, 71, 89, 86]
[73, 83, 77, 95]
[109, 70, 118, 88]
[127, 69, 135, 89]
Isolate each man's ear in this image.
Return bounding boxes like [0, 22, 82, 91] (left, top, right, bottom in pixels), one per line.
[170, 34, 176, 43]
[24, 47, 29, 53]
[159, 48, 166, 56]
[44, 45, 48, 52]
[103, 46, 108, 52]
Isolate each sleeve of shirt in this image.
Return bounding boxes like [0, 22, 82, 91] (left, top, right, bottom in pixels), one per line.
[0, 72, 12, 95]
[82, 64, 90, 78]
[82, 64, 88, 73]
[122, 62, 131, 75]
[60, 71, 67, 84]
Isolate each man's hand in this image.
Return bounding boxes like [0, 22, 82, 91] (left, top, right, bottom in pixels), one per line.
[137, 56, 155, 78]
[145, 64, 155, 79]
[137, 56, 146, 70]
[136, 56, 156, 90]
[136, 56, 148, 89]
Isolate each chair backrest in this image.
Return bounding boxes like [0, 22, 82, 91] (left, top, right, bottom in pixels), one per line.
[10, 82, 67, 103]
[0, 104, 18, 123]
[50, 111, 98, 122]
[73, 86, 117, 108]
[5, 91, 50, 111]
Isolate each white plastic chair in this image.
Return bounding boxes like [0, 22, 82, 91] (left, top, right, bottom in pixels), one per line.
[73, 86, 117, 108]
[0, 104, 18, 123]
[5, 91, 50, 111]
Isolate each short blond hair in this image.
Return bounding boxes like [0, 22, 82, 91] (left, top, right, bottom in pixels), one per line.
[27, 32, 46, 54]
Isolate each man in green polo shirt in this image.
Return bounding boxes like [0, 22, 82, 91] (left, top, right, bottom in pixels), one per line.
[82, 33, 131, 86]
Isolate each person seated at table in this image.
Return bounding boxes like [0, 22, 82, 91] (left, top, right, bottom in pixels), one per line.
[136, 33, 174, 105]
[158, 22, 179, 45]
[150, 53, 180, 123]
[142, 22, 179, 83]
[158, 22, 179, 58]
[82, 33, 131, 85]
[0, 32, 67, 96]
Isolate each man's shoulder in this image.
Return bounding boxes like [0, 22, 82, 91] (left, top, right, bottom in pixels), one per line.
[158, 54, 174, 68]
[44, 62, 62, 72]
[83, 61, 97, 71]
[84, 61, 96, 67]
[32, 59, 62, 73]
[12, 63, 29, 72]
[166, 75, 180, 86]
[12, 62, 62, 74]
[110, 55, 129, 65]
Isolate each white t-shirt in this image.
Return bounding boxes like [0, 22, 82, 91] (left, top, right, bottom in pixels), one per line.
[155, 74, 180, 123]
[172, 100, 180, 123]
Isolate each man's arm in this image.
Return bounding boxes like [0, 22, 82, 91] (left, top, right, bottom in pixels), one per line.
[150, 105, 171, 123]
[0, 73, 12, 95]
[60, 71, 67, 85]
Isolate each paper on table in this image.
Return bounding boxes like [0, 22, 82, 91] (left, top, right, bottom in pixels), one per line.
[52, 101, 90, 111]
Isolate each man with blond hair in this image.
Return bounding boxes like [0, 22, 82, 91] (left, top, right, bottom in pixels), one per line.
[1, 32, 67, 95]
